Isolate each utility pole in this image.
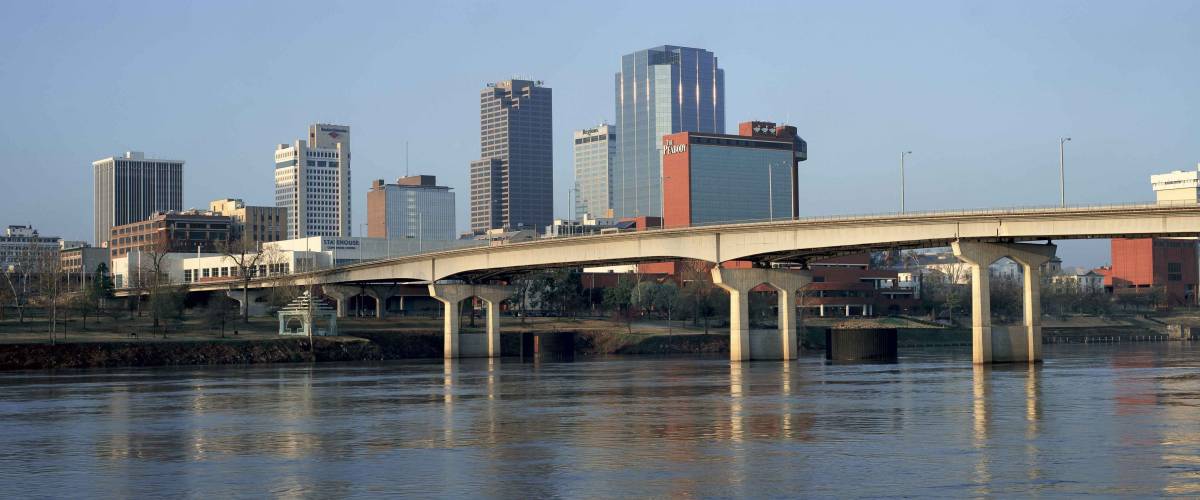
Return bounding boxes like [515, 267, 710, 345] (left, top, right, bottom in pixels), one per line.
[1059, 137, 1071, 207]
[901, 151, 912, 213]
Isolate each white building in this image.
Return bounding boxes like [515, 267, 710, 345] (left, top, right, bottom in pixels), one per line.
[1151, 164, 1200, 203]
[0, 225, 61, 272]
[573, 124, 616, 219]
[1051, 270, 1105, 293]
[366, 175, 455, 241]
[274, 123, 351, 240]
[93, 151, 184, 246]
[110, 236, 484, 288]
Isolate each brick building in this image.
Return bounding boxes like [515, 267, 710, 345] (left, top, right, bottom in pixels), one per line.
[108, 211, 233, 258]
[1107, 238, 1197, 306]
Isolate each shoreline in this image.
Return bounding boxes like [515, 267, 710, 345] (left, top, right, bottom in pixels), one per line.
[0, 325, 1184, 371]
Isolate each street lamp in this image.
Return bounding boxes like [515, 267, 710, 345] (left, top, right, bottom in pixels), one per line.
[1059, 137, 1071, 207]
[900, 151, 912, 213]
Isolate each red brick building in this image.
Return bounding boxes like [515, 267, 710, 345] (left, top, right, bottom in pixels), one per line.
[1108, 238, 1197, 306]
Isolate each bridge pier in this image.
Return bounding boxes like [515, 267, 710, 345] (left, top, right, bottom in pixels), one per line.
[224, 289, 269, 317]
[429, 283, 513, 359]
[952, 241, 1056, 364]
[712, 267, 811, 361]
[322, 285, 358, 318]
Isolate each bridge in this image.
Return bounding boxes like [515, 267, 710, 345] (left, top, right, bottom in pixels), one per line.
[133, 202, 1200, 364]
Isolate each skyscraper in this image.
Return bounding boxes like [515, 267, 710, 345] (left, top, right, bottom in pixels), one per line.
[274, 123, 351, 239]
[470, 79, 553, 234]
[614, 45, 725, 218]
[573, 124, 616, 219]
[367, 175, 456, 241]
[92, 151, 184, 246]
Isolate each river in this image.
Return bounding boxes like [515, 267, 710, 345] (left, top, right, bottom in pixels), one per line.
[0, 343, 1197, 498]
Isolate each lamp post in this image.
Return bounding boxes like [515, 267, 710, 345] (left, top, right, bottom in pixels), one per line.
[1059, 137, 1071, 207]
[901, 151, 912, 213]
[767, 162, 775, 221]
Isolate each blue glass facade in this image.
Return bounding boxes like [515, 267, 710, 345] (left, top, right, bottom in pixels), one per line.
[689, 144, 793, 225]
[614, 46, 724, 218]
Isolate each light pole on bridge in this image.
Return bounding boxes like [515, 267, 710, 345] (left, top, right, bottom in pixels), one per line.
[1059, 137, 1071, 207]
[900, 151, 912, 213]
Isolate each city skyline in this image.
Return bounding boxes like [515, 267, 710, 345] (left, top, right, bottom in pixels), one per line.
[2, 1, 1199, 268]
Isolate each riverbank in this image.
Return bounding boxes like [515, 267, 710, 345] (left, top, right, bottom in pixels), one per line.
[0, 313, 1186, 371]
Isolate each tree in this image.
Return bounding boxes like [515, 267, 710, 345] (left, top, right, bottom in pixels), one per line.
[1, 241, 45, 324]
[31, 247, 66, 343]
[150, 284, 187, 338]
[203, 296, 237, 338]
[132, 239, 178, 329]
[218, 236, 266, 323]
[72, 263, 115, 330]
[603, 275, 635, 333]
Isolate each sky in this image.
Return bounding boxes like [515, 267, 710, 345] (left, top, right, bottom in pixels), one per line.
[1, 0, 1197, 269]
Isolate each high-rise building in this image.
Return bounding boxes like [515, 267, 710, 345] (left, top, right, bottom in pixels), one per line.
[92, 151, 184, 247]
[573, 124, 616, 219]
[470, 79, 553, 234]
[209, 198, 287, 245]
[614, 45, 725, 218]
[660, 121, 807, 228]
[367, 175, 456, 241]
[274, 123, 351, 239]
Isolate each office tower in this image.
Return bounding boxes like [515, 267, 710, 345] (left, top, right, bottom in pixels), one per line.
[614, 45, 724, 218]
[92, 151, 184, 246]
[367, 175, 456, 241]
[274, 123, 351, 239]
[573, 124, 616, 219]
[470, 79, 553, 234]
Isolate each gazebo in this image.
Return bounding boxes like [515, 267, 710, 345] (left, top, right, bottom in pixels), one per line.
[277, 291, 338, 337]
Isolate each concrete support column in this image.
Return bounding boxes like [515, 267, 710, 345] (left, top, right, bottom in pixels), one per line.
[953, 241, 1056, 364]
[322, 285, 356, 319]
[712, 267, 811, 362]
[362, 290, 385, 319]
[845, 305, 851, 316]
[476, 287, 512, 359]
[819, 304, 825, 317]
[777, 289, 797, 361]
[429, 283, 514, 359]
[728, 289, 751, 361]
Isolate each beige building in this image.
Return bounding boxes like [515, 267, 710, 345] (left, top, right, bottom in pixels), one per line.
[1151, 164, 1200, 203]
[209, 198, 287, 244]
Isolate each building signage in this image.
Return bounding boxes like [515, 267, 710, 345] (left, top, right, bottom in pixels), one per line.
[323, 238, 360, 250]
[663, 142, 688, 155]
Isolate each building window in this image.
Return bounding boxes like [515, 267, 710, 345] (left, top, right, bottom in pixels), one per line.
[1168, 262, 1183, 282]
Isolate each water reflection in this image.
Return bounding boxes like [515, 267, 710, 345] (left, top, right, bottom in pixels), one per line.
[0, 344, 1197, 497]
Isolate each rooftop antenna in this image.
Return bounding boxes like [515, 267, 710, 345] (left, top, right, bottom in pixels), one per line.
[405, 141, 409, 178]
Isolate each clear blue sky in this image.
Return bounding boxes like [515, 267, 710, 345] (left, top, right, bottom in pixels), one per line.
[1, 0, 1197, 268]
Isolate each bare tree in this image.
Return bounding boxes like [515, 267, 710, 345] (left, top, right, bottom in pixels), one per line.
[218, 236, 266, 323]
[1, 241, 45, 324]
[32, 247, 65, 343]
[133, 239, 178, 329]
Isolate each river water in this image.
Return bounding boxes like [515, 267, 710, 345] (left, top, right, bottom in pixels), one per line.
[0, 343, 1198, 498]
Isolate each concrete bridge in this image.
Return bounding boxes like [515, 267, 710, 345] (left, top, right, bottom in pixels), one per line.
[142, 202, 1200, 364]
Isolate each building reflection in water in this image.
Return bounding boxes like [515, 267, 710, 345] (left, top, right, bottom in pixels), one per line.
[971, 365, 991, 497]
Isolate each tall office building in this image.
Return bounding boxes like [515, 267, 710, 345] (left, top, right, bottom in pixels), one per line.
[614, 45, 724, 218]
[367, 175, 456, 241]
[93, 151, 184, 246]
[470, 79, 553, 234]
[573, 124, 616, 219]
[274, 123, 351, 239]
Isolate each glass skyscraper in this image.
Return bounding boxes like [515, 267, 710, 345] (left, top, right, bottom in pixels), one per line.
[614, 45, 724, 218]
